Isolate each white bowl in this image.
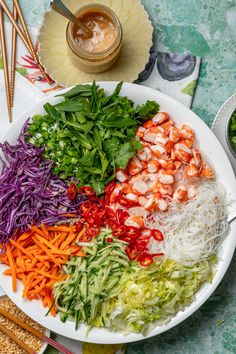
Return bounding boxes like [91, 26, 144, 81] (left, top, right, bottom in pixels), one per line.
[1, 82, 236, 344]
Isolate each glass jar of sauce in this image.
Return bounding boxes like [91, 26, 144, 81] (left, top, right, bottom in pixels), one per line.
[66, 3, 123, 73]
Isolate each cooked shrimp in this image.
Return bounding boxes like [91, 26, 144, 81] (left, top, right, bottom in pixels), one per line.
[152, 112, 169, 125]
[116, 169, 128, 182]
[181, 124, 195, 140]
[161, 120, 174, 131]
[158, 170, 175, 184]
[137, 147, 152, 161]
[128, 156, 143, 175]
[200, 161, 214, 179]
[155, 133, 169, 145]
[192, 149, 202, 168]
[143, 196, 158, 212]
[165, 140, 175, 153]
[158, 159, 174, 170]
[175, 143, 192, 163]
[150, 145, 167, 158]
[186, 163, 199, 178]
[132, 179, 149, 195]
[158, 183, 173, 196]
[169, 127, 181, 143]
[147, 160, 160, 173]
[138, 196, 149, 207]
[128, 207, 148, 217]
[143, 120, 156, 129]
[110, 184, 123, 203]
[125, 215, 144, 228]
[125, 193, 139, 202]
[136, 126, 146, 138]
[157, 198, 168, 211]
[123, 183, 133, 194]
[173, 185, 188, 202]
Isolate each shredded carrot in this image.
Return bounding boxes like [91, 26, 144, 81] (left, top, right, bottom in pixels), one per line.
[0, 222, 85, 315]
[6, 245, 17, 292]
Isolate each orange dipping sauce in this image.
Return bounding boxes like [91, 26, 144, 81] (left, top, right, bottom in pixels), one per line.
[73, 11, 117, 53]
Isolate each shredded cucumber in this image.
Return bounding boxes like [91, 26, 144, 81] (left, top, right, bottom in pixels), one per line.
[53, 230, 135, 328]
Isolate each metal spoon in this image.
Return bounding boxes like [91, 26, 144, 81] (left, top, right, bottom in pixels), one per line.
[50, 0, 93, 37]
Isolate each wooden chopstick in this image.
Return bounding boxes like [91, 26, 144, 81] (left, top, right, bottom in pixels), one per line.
[0, 0, 51, 84]
[13, 0, 52, 84]
[0, 5, 12, 122]
[0, 307, 75, 354]
[10, 3, 17, 107]
[0, 322, 37, 354]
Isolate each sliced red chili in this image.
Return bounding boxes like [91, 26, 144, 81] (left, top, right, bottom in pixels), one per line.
[152, 253, 164, 257]
[125, 226, 141, 239]
[126, 245, 138, 261]
[139, 253, 153, 267]
[112, 226, 126, 237]
[136, 240, 148, 251]
[85, 225, 101, 237]
[67, 182, 77, 201]
[75, 221, 84, 232]
[104, 181, 117, 204]
[107, 220, 119, 231]
[105, 207, 116, 220]
[84, 216, 96, 225]
[116, 209, 129, 225]
[79, 201, 93, 216]
[79, 234, 92, 242]
[79, 186, 96, 197]
[151, 229, 164, 241]
[106, 237, 113, 243]
[118, 196, 137, 208]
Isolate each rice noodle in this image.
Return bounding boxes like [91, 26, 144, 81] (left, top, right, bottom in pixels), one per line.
[146, 181, 228, 265]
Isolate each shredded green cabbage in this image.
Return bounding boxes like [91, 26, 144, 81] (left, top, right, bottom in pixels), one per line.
[106, 259, 214, 335]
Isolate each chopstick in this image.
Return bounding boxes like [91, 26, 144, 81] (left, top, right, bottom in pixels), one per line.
[0, 0, 51, 84]
[0, 322, 37, 354]
[0, 5, 12, 122]
[0, 307, 75, 354]
[10, 3, 17, 107]
[13, 0, 51, 84]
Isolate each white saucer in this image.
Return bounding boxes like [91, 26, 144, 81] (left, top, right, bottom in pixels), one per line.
[211, 92, 236, 175]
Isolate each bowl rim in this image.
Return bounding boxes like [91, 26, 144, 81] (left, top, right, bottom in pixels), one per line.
[1, 82, 236, 344]
[225, 105, 236, 158]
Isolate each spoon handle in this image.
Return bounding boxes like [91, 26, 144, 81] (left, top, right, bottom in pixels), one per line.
[50, 0, 92, 35]
[227, 208, 236, 224]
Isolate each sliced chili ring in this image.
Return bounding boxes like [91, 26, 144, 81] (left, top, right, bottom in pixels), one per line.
[107, 220, 119, 231]
[79, 234, 92, 242]
[75, 221, 84, 232]
[79, 186, 96, 197]
[151, 229, 164, 241]
[139, 253, 153, 267]
[125, 226, 141, 239]
[85, 225, 101, 237]
[136, 240, 148, 251]
[79, 201, 93, 216]
[116, 209, 129, 225]
[112, 225, 127, 237]
[67, 182, 77, 201]
[126, 245, 138, 261]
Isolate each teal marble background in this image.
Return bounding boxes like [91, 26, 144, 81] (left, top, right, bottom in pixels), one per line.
[19, 0, 236, 353]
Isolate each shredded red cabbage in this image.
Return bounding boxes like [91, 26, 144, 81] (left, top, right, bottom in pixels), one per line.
[0, 122, 86, 245]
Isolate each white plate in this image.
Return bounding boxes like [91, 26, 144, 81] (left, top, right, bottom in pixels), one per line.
[212, 92, 236, 174]
[1, 82, 236, 344]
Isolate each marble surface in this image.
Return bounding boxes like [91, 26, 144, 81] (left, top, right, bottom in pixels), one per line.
[16, 1, 236, 353]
